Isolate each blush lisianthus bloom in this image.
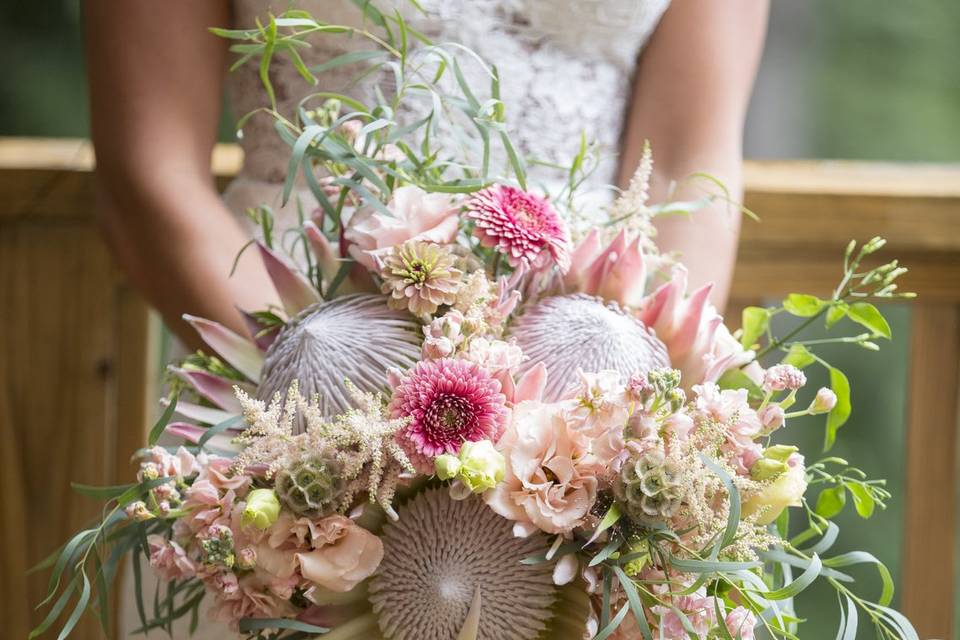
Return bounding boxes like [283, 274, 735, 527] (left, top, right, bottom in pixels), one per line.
[466, 184, 572, 272]
[379, 240, 463, 316]
[345, 185, 460, 270]
[294, 515, 384, 593]
[485, 400, 602, 536]
[389, 358, 507, 473]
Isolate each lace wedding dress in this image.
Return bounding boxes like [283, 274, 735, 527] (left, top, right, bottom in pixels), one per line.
[120, 0, 669, 637]
[223, 0, 671, 229]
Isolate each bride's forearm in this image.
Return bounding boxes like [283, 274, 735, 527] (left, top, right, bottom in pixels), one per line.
[95, 170, 280, 348]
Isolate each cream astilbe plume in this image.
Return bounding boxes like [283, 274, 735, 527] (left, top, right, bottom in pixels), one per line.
[607, 139, 656, 243]
[369, 488, 557, 640]
[508, 294, 670, 401]
[234, 381, 414, 517]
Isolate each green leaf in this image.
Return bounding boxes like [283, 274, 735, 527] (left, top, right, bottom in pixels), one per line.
[815, 486, 846, 519]
[717, 369, 764, 402]
[309, 49, 388, 74]
[148, 394, 179, 446]
[783, 293, 826, 318]
[847, 302, 892, 339]
[782, 343, 816, 369]
[823, 551, 895, 606]
[824, 367, 852, 451]
[70, 482, 135, 500]
[740, 307, 770, 349]
[753, 554, 822, 600]
[585, 502, 622, 546]
[825, 302, 848, 329]
[611, 566, 654, 640]
[57, 572, 91, 640]
[847, 483, 876, 518]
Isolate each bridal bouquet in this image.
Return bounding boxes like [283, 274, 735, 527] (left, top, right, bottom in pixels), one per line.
[35, 7, 918, 640]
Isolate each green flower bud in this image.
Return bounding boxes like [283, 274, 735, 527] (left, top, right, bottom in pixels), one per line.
[242, 488, 281, 530]
[434, 454, 462, 481]
[763, 445, 798, 463]
[458, 440, 505, 493]
[750, 458, 789, 481]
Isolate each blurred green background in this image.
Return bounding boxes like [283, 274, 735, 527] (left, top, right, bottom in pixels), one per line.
[1, 0, 957, 638]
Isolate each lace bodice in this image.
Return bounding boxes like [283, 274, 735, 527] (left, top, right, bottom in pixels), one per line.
[226, 0, 670, 215]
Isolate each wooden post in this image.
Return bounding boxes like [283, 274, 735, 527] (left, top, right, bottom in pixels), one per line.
[902, 304, 960, 639]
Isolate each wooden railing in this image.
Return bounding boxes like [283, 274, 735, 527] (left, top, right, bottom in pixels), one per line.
[1, 138, 958, 639]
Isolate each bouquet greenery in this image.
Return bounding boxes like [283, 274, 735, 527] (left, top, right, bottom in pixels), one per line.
[34, 7, 917, 640]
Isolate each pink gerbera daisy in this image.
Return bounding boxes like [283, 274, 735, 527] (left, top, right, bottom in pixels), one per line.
[389, 358, 507, 473]
[466, 184, 571, 273]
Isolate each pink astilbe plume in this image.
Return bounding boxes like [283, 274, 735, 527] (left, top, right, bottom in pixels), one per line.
[467, 185, 571, 273]
[388, 358, 507, 473]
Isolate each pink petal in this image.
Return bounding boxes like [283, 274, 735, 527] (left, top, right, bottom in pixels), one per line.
[553, 554, 579, 586]
[257, 242, 321, 316]
[565, 229, 603, 287]
[171, 367, 245, 413]
[670, 283, 714, 359]
[166, 422, 241, 454]
[303, 221, 341, 277]
[514, 363, 548, 404]
[183, 315, 263, 381]
[165, 398, 235, 426]
[240, 309, 279, 352]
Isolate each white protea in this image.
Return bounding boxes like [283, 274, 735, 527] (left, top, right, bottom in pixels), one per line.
[258, 294, 421, 424]
[369, 488, 557, 640]
[508, 294, 669, 401]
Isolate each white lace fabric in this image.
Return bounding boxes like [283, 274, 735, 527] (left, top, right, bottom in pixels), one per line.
[225, 0, 670, 222]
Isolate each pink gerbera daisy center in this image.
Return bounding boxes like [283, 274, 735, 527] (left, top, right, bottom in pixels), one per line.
[389, 358, 507, 473]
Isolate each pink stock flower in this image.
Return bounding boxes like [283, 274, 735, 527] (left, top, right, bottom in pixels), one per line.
[811, 387, 838, 413]
[694, 383, 761, 441]
[485, 401, 601, 535]
[345, 186, 460, 270]
[207, 573, 297, 629]
[147, 535, 198, 582]
[144, 446, 198, 479]
[196, 453, 250, 493]
[389, 358, 507, 472]
[565, 229, 648, 307]
[758, 404, 786, 433]
[565, 369, 630, 438]
[763, 364, 807, 392]
[725, 606, 758, 639]
[466, 184, 571, 272]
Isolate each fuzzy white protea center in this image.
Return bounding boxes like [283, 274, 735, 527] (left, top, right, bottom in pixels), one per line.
[257, 294, 421, 426]
[508, 294, 670, 401]
[369, 488, 557, 640]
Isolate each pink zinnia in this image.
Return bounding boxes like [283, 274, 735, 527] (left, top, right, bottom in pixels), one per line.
[466, 184, 571, 273]
[389, 358, 507, 473]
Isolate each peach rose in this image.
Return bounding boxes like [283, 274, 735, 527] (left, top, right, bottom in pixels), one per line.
[485, 401, 601, 535]
[344, 185, 459, 270]
[296, 516, 384, 592]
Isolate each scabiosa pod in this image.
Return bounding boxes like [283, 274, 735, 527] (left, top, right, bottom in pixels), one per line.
[466, 184, 572, 273]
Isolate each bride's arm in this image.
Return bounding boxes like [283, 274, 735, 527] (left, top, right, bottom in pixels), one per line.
[619, 0, 769, 311]
[84, 1, 279, 347]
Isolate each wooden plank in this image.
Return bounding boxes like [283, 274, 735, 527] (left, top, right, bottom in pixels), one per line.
[902, 304, 960, 639]
[0, 214, 157, 638]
